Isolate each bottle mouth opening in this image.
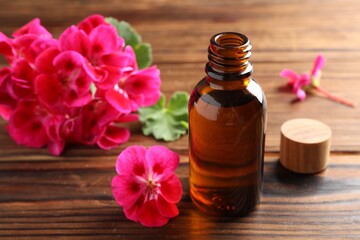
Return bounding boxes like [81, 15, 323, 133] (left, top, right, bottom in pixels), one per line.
[211, 32, 249, 49]
[207, 32, 253, 80]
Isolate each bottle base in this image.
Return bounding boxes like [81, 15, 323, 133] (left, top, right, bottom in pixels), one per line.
[190, 191, 260, 217]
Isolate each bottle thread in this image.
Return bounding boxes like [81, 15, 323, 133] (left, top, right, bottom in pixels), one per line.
[206, 32, 253, 80]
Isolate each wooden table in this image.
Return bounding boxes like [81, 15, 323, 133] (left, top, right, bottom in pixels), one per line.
[0, 0, 359, 239]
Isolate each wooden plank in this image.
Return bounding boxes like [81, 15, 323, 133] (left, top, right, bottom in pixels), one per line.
[0, 154, 359, 239]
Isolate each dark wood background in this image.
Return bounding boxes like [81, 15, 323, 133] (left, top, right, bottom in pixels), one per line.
[0, 0, 359, 239]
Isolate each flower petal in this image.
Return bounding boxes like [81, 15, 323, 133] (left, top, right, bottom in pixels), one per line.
[95, 65, 122, 90]
[101, 46, 136, 69]
[12, 18, 52, 38]
[21, 38, 58, 64]
[115, 113, 139, 123]
[12, 59, 35, 87]
[0, 67, 11, 87]
[64, 88, 92, 107]
[146, 145, 180, 174]
[156, 195, 179, 218]
[0, 32, 14, 62]
[123, 195, 145, 223]
[89, 25, 119, 57]
[102, 125, 130, 143]
[34, 74, 62, 108]
[105, 88, 132, 114]
[11, 59, 36, 99]
[53, 50, 86, 75]
[48, 141, 65, 156]
[112, 175, 144, 209]
[92, 101, 119, 129]
[35, 47, 60, 74]
[280, 69, 300, 86]
[30, 38, 57, 57]
[116, 145, 147, 176]
[97, 126, 130, 150]
[138, 199, 169, 227]
[292, 73, 310, 94]
[7, 102, 48, 148]
[59, 26, 90, 56]
[296, 88, 306, 101]
[0, 68, 16, 115]
[77, 14, 106, 34]
[311, 54, 326, 77]
[123, 66, 161, 108]
[12, 35, 39, 63]
[0, 105, 12, 121]
[53, 51, 93, 107]
[7, 119, 47, 148]
[45, 116, 65, 156]
[159, 174, 183, 203]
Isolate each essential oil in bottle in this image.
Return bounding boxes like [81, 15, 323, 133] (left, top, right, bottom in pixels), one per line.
[188, 32, 267, 216]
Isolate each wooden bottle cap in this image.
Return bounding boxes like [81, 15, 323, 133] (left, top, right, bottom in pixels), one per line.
[280, 118, 332, 174]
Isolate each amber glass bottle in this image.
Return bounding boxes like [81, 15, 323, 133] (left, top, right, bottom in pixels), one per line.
[189, 32, 267, 216]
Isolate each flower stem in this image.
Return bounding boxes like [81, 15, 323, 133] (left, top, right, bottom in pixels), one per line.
[314, 86, 356, 108]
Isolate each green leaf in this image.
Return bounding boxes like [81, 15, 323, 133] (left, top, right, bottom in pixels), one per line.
[105, 17, 141, 47]
[106, 17, 152, 69]
[168, 91, 189, 116]
[138, 91, 190, 141]
[134, 43, 152, 69]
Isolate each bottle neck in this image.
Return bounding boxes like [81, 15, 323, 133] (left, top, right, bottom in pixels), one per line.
[205, 32, 253, 82]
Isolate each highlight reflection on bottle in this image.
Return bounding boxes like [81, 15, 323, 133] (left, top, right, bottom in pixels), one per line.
[189, 32, 267, 216]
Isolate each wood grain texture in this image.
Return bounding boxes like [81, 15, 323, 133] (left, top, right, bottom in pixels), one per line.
[0, 0, 359, 239]
[0, 154, 359, 239]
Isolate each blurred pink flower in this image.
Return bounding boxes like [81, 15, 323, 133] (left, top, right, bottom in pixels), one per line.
[280, 54, 355, 107]
[280, 69, 310, 101]
[112, 145, 182, 227]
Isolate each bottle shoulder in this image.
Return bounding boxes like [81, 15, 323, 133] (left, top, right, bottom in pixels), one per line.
[190, 77, 266, 108]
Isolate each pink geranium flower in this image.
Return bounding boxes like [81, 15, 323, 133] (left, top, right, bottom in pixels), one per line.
[280, 69, 310, 101]
[112, 146, 182, 227]
[105, 66, 161, 113]
[12, 18, 52, 38]
[280, 54, 355, 107]
[35, 50, 94, 110]
[68, 99, 130, 148]
[7, 101, 48, 148]
[7, 100, 66, 155]
[0, 15, 162, 155]
[59, 20, 136, 90]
